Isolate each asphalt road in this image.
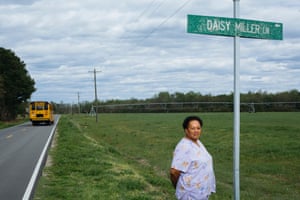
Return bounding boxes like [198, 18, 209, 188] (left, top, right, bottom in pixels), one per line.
[0, 117, 58, 199]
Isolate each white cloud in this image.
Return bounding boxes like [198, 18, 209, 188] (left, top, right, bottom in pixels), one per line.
[0, 0, 299, 103]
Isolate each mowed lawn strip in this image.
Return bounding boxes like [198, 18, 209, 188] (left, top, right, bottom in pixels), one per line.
[34, 112, 300, 200]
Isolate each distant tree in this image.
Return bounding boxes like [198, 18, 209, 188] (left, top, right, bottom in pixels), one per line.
[0, 47, 36, 121]
[185, 91, 201, 102]
[154, 92, 171, 103]
[173, 92, 185, 102]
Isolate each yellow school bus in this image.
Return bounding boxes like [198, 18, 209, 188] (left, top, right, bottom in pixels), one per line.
[29, 101, 54, 125]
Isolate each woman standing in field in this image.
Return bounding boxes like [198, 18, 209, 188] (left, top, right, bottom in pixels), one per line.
[170, 116, 216, 200]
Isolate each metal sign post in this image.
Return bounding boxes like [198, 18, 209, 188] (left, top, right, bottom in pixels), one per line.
[233, 1, 240, 200]
[187, 1, 283, 199]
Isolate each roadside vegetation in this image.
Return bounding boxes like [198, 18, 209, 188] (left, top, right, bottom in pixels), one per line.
[34, 112, 300, 200]
[0, 117, 28, 129]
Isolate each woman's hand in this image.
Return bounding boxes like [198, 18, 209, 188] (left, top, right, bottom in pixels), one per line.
[170, 168, 181, 189]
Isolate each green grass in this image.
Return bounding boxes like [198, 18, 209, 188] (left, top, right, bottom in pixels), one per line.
[34, 112, 300, 200]
[0, 117, 28, 129]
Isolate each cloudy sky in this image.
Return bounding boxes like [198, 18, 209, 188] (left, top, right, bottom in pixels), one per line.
[1, 0, 299, 103]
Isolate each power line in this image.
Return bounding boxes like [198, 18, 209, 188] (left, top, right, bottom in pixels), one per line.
[137, 0, 158, 19]
[146, 0, 165, 19]
[117, 0, 193, 44]
[98, 0, 194, 83]
[136, 0, 193, 43]
[102, 0, 161, 59]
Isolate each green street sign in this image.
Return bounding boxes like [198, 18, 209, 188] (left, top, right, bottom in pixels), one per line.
[187, 14, 283, 40]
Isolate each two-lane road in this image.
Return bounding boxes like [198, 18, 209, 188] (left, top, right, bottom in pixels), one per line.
[0, 116, 59, 199]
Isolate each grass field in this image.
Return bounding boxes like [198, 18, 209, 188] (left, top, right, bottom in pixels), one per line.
[34, 112, 300, 200]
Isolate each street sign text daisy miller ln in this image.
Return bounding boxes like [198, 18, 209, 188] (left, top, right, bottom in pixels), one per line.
[187, 14, 283, 40]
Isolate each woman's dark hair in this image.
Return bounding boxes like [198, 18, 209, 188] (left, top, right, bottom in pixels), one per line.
[182, 116, 203, 129]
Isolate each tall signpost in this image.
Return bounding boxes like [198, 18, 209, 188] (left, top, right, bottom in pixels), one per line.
[233, 1, 240, 199]
[187, 1, 283, 200]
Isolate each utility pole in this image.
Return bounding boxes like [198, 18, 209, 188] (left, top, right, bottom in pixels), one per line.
[89, 68, 101, 122]
[77, 92, 80, 114]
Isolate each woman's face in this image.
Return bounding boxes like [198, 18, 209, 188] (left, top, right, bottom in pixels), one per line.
[185, 120, 202, 142]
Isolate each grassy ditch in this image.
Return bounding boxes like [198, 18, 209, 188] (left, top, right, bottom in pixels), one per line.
[34, 114, 173, 200]
[34, 112, 300, 200]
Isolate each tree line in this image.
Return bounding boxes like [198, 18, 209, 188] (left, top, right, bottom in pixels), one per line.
[54, 90, 300, 114]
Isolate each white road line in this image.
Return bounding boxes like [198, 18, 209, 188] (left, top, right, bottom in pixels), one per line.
[22, 115, 60, 200]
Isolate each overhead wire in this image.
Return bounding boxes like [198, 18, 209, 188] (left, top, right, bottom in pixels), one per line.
[145, 0, 166, 19]
[101, 0, 194, 69]
[104, 0, 162, 57]
[139, 0, 193, 41]
[137, 0, 158, 19]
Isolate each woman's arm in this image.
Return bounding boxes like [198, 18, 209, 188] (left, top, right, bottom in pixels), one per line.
[170, 168, 181, 189]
